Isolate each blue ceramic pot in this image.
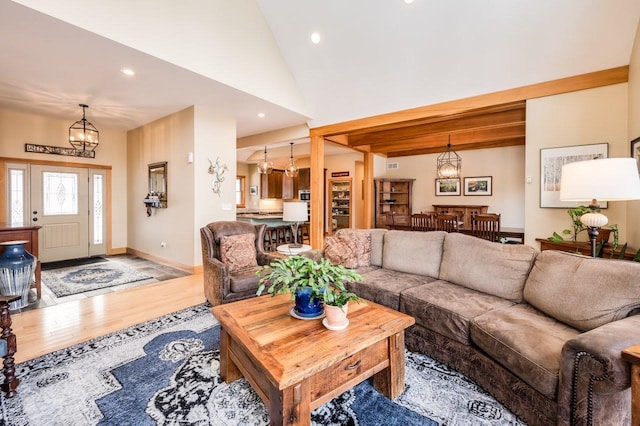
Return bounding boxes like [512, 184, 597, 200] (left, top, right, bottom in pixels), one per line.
[294, 286, 324, 318]
[0, 240, 36, 309]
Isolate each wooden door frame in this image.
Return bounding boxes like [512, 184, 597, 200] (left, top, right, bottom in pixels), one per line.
[0, 157, 113, 254]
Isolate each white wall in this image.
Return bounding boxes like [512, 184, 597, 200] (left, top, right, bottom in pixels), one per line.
[378, 146, 525, 228]
[0, 108, 128, 250]
[15, 0, 309, 116]
[525, 83, 629, 247]
[627, 20, 640, 248]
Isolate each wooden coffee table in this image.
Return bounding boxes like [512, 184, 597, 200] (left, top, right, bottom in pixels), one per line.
[212, 294, 415, 425]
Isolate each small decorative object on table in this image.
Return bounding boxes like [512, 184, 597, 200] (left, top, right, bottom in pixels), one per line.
[256, 255, 361, 322]
[0, 241, 36, 309]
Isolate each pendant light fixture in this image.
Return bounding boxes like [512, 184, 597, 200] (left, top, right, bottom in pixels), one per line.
[69, 104, 99, 151]
[256, 146, 273, 174]
[437, 136, 461, 179]
[285, 142, 299, 178]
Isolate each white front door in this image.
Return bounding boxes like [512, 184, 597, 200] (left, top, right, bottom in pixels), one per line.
[30, 165, 90, 262]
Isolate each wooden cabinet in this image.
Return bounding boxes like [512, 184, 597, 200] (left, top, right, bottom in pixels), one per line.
[282, 173, 298, 200]
[0, 224, 41, 299]
[375, 179, 414, 228]
[433, 205, 488, 230]
[260, 170, 283, 199]
[297, 168, 310, 191]
[536, 238, 637, 261]
[328, 178, 352, 234]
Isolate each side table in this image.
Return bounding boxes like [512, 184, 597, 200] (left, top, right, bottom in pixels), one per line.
[276, 244, 312, 256]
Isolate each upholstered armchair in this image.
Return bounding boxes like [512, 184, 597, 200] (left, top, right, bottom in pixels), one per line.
[0, 295, 20, 398]
[200, 221, 280, 306]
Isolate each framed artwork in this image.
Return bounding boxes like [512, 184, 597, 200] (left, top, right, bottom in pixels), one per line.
[249, 185, 258, 196]
[464, 176, 492, 196]
[631, 136, 640, 175]
[435, 178, 460, 196]
[540, 143, 608, 208]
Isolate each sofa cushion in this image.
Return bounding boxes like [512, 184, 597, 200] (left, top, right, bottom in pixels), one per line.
[369, 228, 387, 267]
[346, 268, 435, 311]
[220, 233, 257, 272]
[400, 280, 515, 345]
[524, 250, 640, 331]
[439, 233, 537, 303]
[471, 303, 580, 400]
[382, 230, 446, 277]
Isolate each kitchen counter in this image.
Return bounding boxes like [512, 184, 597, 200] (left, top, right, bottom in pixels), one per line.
[237, 213, 287, 227]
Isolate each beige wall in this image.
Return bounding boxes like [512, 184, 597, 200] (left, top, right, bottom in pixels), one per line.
[525, 83, 629, 247]
[627, 21, 640, 247]
[127, 107, 196, 269]
[377, 146, 525, 228]
[0, 108, 128, 250]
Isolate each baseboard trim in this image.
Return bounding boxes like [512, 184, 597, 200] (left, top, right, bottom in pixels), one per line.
[108, 247, 127, 255]
[125, 248, 196, 274]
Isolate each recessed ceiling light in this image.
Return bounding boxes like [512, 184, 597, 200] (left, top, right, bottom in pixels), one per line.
[258, 113, 265, 118]
[121, 68, 135, 76]
[311, 32, 321, 44]
[403, 0, 414, 4]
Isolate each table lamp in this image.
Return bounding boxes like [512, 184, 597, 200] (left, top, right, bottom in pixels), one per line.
[283, 201, 308, 248]
[559, 157, 640, 257]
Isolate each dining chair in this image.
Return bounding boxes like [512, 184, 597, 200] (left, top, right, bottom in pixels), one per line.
[436, 213, 459, 233]
[471, 213, 501, 242]
[411, 212, 437, 231]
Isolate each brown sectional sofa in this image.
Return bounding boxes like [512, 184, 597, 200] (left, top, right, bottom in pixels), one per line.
[327, 228, 640, 426]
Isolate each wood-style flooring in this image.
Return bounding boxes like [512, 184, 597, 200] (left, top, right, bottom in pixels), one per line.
[11, 273, 206, 364]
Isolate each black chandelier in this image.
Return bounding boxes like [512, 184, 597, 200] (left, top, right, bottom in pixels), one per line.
[69, 104, 99, 151]
[436, 136, 461, 179]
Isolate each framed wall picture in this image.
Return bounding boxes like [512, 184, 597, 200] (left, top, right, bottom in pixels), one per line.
[435, 178, 460, 196]
[249, 185, 258, 196]
[540, 143, 608, 208]
[463, 176, 492, 196]
[631, 136, 640, 175]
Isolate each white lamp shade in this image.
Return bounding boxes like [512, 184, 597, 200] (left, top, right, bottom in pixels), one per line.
[559, 158, 640, 202]
[283, 201, 308, 222]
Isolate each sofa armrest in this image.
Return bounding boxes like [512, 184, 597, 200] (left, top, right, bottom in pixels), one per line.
[257, 252, 281, 266]
[558, 315, 640, 425]
[202, 256, 229, 306]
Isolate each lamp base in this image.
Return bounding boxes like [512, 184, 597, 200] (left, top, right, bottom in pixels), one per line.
[288, 243, 303, 248]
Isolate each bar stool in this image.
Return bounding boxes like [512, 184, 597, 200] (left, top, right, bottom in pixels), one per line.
[276, 226, 290, 246]
[264, 227, 277, 252]
[298, 223, 310, 244]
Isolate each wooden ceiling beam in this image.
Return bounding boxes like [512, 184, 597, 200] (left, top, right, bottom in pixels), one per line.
[369, 123, 526, 154]
[386, 137, 525, 157]
[348, 106, 525, 146]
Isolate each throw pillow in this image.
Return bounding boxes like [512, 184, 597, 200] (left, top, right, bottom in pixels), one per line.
[336, 229, 371, 267]
[220, 233, 257, 272]
[324, 236, 358, 269]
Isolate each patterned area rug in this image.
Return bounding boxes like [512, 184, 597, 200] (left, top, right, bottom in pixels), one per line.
[41, 259, 155, 297]
[2, 304, 527, 425]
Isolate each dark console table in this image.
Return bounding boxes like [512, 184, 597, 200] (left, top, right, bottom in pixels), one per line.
[0, 224, 42, 299]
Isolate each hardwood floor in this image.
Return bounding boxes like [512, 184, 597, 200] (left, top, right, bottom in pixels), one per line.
[10, 273, 206, 364]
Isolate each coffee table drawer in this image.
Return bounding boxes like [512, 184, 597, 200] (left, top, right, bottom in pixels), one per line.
[309, 338, 389, 405]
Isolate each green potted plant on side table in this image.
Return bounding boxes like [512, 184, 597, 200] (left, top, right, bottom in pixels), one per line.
[320, 281, 360, 330]
[256, 255, 362, 321]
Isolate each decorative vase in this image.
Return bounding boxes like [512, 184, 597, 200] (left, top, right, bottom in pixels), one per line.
[0, 240, 36, 310]
[324, 303, 349, 329]
[294, 286, 324, 318]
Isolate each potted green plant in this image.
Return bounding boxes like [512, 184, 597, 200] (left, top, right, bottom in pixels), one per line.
[256, 255, 362, 319]
[548, 205, 619, 253]
[320, 283, 360, 330]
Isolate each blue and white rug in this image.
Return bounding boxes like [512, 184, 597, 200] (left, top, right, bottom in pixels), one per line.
[2, 304, 526, 425]
[41, 259, 154, 297]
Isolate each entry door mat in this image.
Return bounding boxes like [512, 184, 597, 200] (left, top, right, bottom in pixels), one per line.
[41, 258, 155, 297]
[3, 304, 525, 425]
[41, 256, 108, 271]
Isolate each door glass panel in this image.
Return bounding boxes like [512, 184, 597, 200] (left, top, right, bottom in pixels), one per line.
[9, 169, 24, 226]
[43, 172, 78, 215]
[93, 174, 104, 244]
